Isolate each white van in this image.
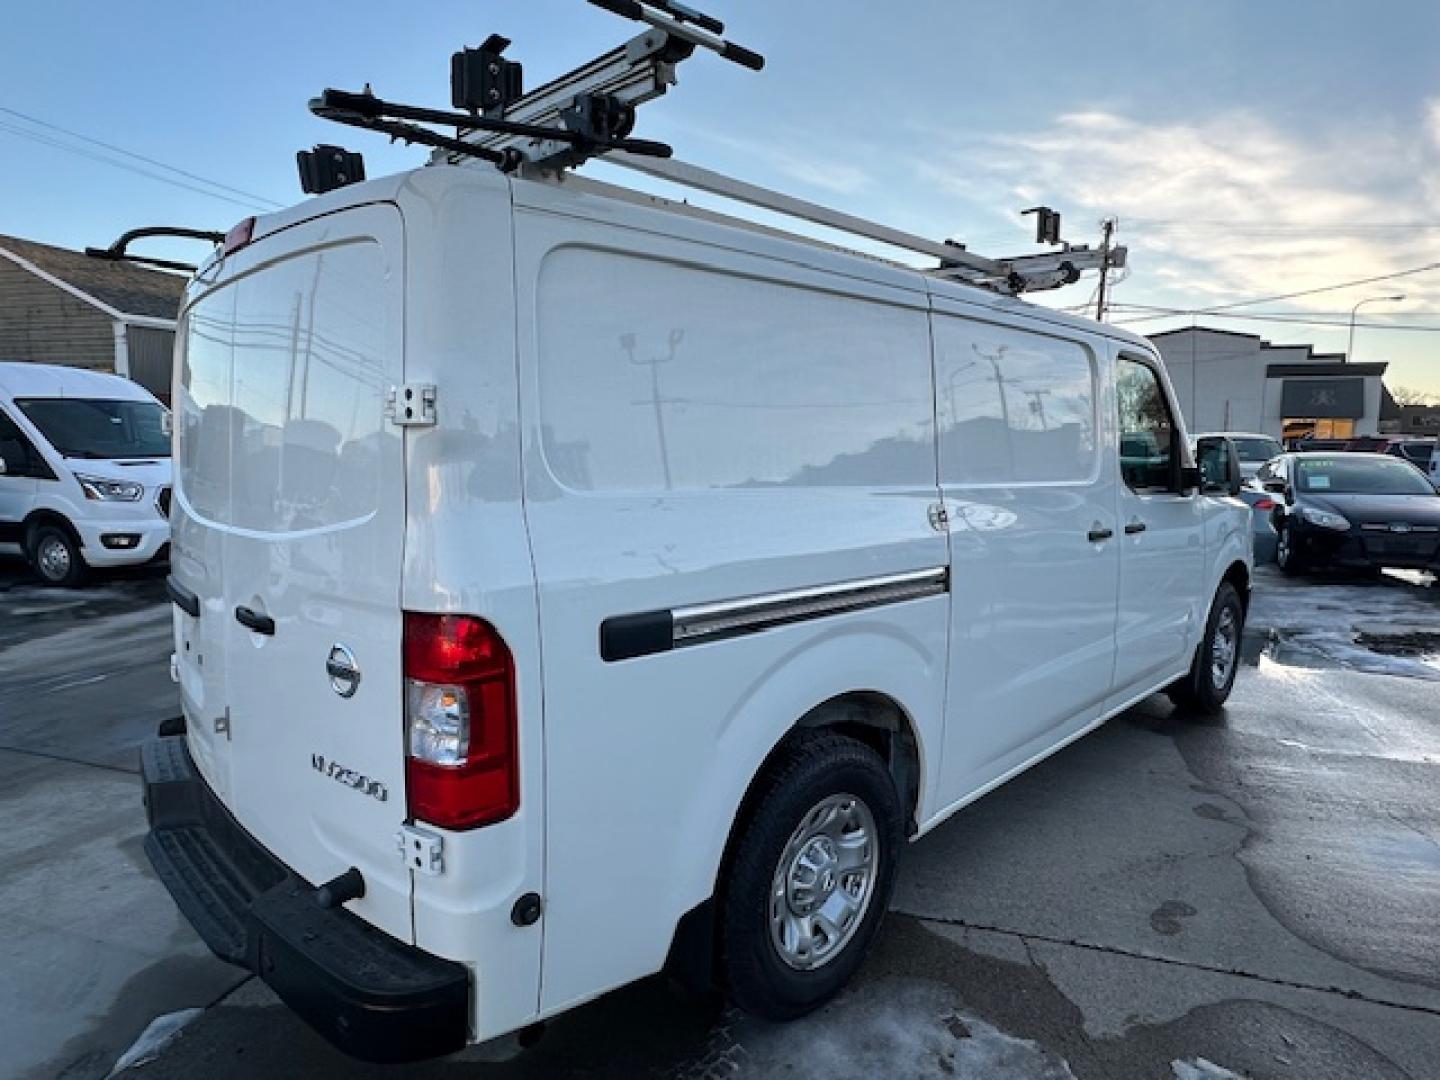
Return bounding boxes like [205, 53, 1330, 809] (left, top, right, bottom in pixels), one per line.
[0, 363, 172, 585]
[141, 162, 1253, 1062]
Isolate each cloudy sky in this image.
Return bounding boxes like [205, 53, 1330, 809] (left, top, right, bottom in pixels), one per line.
[4, 1, 1438, 395]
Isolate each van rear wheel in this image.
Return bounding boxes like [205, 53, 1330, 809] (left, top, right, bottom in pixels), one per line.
[718, 732, 901, 1020]
[28, 524, 85, 587]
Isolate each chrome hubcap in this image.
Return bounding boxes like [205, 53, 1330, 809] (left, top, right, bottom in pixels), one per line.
[37, 536, 71, 580]
[769, 793, 877, 971]
[1211, 605, 1238, 689]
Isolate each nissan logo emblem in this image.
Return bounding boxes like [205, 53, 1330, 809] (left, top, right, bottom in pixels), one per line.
[326, 644, 362, 698]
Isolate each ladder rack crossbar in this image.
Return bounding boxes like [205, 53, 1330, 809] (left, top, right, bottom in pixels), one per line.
[606, 152, 1004, 277]
[462, 31, 677, 165]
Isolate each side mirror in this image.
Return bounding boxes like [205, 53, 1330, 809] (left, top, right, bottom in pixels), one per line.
[1195, 436, 1242, 497]
[1178, 464, 1203, 493]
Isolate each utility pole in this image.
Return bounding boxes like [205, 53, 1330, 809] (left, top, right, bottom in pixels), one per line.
[1346, 294, 1405, 362]
[1094, 218, 1116, 322]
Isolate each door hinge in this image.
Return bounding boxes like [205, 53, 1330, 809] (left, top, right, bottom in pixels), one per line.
[385, 383, 437, 427]
[213, 707, 231, 741]
[927, 502, 950, 531]
[396, 824, 444, 876]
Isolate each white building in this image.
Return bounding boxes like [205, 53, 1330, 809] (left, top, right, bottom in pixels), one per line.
[1149, 326, 1389, 442]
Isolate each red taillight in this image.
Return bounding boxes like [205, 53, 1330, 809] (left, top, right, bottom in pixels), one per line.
[222, 217, 255, 255]
[403, 613, 518, 830]
[1253, 498, 1275, 511]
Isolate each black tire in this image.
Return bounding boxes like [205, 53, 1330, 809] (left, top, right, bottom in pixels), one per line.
[1274, 522, 1305, 575]
[718, 732, 902, 1020]
[27, 523, 86, 587]
[1167, 581, 1244, 715]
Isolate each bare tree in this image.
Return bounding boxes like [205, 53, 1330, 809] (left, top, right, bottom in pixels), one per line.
[1390, 385, 1440, 407]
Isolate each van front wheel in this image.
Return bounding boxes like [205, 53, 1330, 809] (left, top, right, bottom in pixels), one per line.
[718, 732, 901, 1020]
[1167, 581, 1244, 715]
[28, 524, 85, 587]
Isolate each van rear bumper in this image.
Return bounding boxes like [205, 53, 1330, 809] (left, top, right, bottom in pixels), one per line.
[140, 734, 470, 1063]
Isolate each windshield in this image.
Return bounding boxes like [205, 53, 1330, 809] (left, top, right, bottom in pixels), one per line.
[1232, 437, 1283, 463]
[1296, 456, 1434, 496]
[15, 398, 170, 459]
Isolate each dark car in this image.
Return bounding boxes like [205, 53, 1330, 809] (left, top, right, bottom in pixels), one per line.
[1253, 452, 1440, 574]
[1346, 435, 1435, 473]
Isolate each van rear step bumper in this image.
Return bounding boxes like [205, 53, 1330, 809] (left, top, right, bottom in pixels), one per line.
[140, 735, 469, 1063]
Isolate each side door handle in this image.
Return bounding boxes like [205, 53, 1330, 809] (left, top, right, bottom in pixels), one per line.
[1087, 526, 1114, 543]
[1125, 521, 1148, 535]
[234, 605, 275, 636]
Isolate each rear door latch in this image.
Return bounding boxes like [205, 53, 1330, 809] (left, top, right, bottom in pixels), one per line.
[396, 824, 444, 875]
[385, 384, 437, 427]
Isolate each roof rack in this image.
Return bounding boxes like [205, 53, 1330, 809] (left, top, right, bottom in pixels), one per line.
[85, 226, 224, 273]
[309, 0, 1125, 297]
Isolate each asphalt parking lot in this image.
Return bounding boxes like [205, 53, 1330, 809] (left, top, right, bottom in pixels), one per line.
[2, 555, 1438, 1080]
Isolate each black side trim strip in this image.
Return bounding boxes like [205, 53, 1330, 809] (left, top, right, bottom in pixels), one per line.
[166, 575, 200, 618]
[600, 567, 949, 662]
[600, 610, 674, 662]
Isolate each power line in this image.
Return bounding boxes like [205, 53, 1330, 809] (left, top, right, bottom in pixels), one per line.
[0, 121, 266, 213]
[1111, 303, 1440, 317]
[1125, 218, 1440, 235]
[0, 106, 284, 211]
[1181, 261, 1440, 315]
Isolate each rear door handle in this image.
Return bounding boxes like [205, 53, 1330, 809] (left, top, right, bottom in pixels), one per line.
[166, 576, 200, 618]
[234, 605, 275, 636]
[1125, 521, 1148, 535]
[1087, 527, 1114, 542]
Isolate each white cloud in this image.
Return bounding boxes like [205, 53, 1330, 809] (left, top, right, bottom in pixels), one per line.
[921, 106, 1440, 317]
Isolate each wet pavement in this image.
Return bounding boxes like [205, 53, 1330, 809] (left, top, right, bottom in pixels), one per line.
[1, 558, 1437, 1079]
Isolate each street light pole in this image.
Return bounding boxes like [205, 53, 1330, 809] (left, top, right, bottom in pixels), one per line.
[1346, 294, 1405, 362]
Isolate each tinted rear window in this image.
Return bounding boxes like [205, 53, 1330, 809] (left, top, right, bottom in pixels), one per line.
[176, 240, 390, 531]
[1231, 437, 1283, 463]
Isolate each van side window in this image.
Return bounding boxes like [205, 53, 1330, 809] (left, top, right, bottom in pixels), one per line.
[1116, 358, 1176, 491]
[536, 250, 935, 491]
[933, 316, 1098, 485]
[0, 408, 51, 479]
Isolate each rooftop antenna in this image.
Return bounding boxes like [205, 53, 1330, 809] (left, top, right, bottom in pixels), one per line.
[308, 0, 1126, 298]
[85, 226, 225, 273]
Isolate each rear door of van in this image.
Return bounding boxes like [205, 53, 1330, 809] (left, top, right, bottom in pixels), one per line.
[172, 204, 413, 942]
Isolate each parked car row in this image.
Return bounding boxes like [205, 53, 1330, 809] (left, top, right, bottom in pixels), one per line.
[1199, 432, 1440, 575]
[1288, 434, 1436, 475]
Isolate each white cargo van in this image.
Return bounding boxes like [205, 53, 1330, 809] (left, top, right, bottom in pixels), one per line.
[0, 362, 171, 584]
[139, 157, 1254, 1062]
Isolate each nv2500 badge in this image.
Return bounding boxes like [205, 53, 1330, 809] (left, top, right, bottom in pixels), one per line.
[311, 753, 388, 802]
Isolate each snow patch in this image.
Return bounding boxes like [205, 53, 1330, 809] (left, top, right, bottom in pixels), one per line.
[107, 1008, 202, 1076]
[735, 978, 1078, 1079]
[1172, 1058, 1251, 1080]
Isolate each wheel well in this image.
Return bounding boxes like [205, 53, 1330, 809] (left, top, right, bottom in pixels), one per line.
[665, 690, 923, 993]
[1221, 560, 1250, 615]
[22, 511, 83, 551]
[793, 692, 921, 836]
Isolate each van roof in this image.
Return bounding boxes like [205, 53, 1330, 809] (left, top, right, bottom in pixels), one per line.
[226, 163, 1157, 356]
[0, 362, 159, 402]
